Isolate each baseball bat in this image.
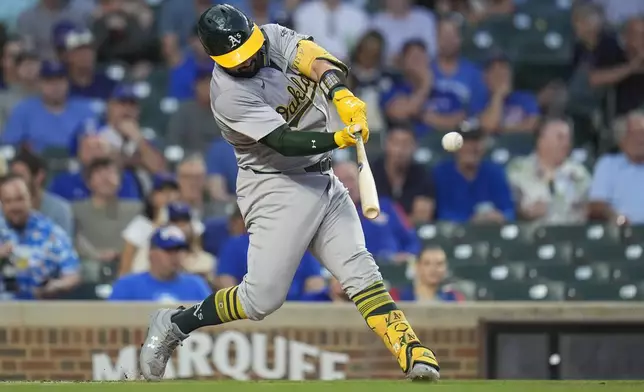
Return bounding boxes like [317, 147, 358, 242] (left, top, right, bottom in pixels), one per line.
[355, 133, 380, 220]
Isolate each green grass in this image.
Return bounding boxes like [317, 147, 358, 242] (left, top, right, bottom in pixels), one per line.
[2, 380, 644, 392]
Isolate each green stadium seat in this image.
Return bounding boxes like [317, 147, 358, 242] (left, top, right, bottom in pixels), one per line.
[378, 264, 409, 287]
[610, 261, 644, 283]
[444, 242, 489, 266]
[523, 261, 611, 283]
[565, 282, 644, 301]
[416, 223, 453, 247]
[572, 243, 644, 263]
[488, 242, 572, 264]
[476, 280, 565, 301]
[533, 224, 619, 244]
[461, 15, 516, 63]
[451, 224, 529, 245]
[451, 263, 525, 282]
[487, 134, 535, 165]
[620, 225, 644, 244]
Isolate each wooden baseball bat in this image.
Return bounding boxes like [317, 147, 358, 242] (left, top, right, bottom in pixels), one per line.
[355, 133, 380, 220]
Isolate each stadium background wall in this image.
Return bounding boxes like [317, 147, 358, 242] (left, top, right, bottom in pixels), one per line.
[1, 302, 643, 381]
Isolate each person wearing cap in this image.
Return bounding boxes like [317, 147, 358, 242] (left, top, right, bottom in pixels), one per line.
[2, 60, 95, 152]
[472, 52, 540, 134]
[167, 64, 221, 153]
[109, 225, 212, 302]
[215, 232, 324, 299]
[381, 39, 466, 139]
[54, 23, 117, 100]
[433, 128, 515, 223]
[124, 201, 212, 282]
[47, 120, 144, 201]
[72, 157, 143, 264]
[0, 45, 40, 130]
[167, 24, 214, 100]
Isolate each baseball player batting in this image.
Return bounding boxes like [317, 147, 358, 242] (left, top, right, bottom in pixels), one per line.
[139, 4, 439, 382]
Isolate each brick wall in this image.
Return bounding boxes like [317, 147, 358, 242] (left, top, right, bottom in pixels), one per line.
[0, 325, 478, 381]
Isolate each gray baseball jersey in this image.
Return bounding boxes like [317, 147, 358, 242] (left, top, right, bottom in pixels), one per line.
[210, 24, 333, 173]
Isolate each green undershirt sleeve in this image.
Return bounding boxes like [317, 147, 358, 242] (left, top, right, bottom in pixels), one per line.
[259, 124, 338, 157]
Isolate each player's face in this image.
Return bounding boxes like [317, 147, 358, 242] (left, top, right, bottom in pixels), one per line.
[416, 249, 447, 286]
[223, 52, 262, 78]
[0, 179, 32, 228]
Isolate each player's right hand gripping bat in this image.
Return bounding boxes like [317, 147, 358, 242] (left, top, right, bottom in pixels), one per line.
[355, 133, 380, 220]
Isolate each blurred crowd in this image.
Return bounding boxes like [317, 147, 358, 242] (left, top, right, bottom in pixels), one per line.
[0, 0, 643, 303]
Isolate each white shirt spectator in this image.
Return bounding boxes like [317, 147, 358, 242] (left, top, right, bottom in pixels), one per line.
[293, 0, 369, 62]
[372, 6, 437, 63]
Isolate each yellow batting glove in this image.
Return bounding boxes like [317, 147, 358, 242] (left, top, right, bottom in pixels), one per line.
[333, 123, 370, 149]
[333, 89, 367, 126]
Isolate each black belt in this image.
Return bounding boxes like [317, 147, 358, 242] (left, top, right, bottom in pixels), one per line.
[249, 157, 332, 174]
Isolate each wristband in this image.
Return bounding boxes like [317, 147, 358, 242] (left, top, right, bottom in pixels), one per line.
[319, 69, 347, 100]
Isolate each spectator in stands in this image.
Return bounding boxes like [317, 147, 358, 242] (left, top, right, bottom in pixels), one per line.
[119, 174, 180, 276]
[381, 40, 465, 138]
[335, 161, 420, 264]
[176, 154, 209, 219]
[215, 232, 325, 298]
[123, 202, 212, 282]
[589, 16, 644, 116]
[372, 0, 437, 63]
[473, 53, 540, 134]
[243, 0, 291, 27]
[54, 25, 117, 100]
[48, 126, 143, 201]
[202, 206, 246, 259]
[589, 110, 644, 224]
[72, 157, 142, 263]
[0, 47, 40, 130]
[92, 0, 158, 65]
[571, 2, 606, 71]
[433, 128, 515, 223]
[293, 0, 368, 61]
[167, 65, 221, 154]
[372, 124, 435, 224]
[17, 0, 88, 61]
[93, 84, 166, 174]
[468, 0, 514, 24]
[390, 246, 463, 302]
[348, 31, 388, 133]
[507, 117, 591, 225]
[431, 17, 486, 112]
[109, 225, 211, 302]
[0, 38, 38, 92]
[0, 0, 38, 34]
[592, 0, 644, 27]
[0, 174, 80, 299]
[299, 275, 351, 303]
[206, 139, 237, 203]
[168, 25, 213, 100]
[10, 149, 74, 235]
[159, 0, 213, 55]
[2, 60, 95, 152]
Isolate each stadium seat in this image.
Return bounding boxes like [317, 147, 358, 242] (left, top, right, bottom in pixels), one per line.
[572, 243, 644, 263]
[451, 224, 530, 245]
[379, 264, 409, 287]
[610, 261, 644, 283]
[566, 281, 644, 301]
[487, 133, 535, 165]
[444, 242, 489, 266]
[488, 242, 572, 264]
[620, 225, 644, 244]
[416, 223, 453, 247]
[523, 261, 611, 283]
[451, 263, 525, 282]
[461, 15, 516, 63]
[533, 224, 619, 244]
[476, 280, 565, 301]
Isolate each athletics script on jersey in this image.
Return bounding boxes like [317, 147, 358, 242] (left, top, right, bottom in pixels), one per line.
[92, 331, 349, 381]
[275, 75, 316, 127]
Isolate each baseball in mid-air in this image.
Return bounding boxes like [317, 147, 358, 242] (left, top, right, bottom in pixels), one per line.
[442, 131, 463, 152]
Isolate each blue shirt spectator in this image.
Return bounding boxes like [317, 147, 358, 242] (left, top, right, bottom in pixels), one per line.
[158, 0, 215, 51]
[334, 161, 421, 263]
[206, 139, 238, 201]
[2, 61, 95, 152]
[382, 40, 466, 138]
[216, 234, 323, 301]
[110, 225, 212, 302]
[0, 176, 80, 300]
[169, 50, 214, 100]
[432, 19, 486, 112]
[589, 150, 644, 224]
[472, 53, 540, 133]
[202, 207, 245, 258]
[433, 132, 515, 223]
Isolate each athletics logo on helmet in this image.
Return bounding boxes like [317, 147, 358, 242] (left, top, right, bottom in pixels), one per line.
[197, 4, 265, 69]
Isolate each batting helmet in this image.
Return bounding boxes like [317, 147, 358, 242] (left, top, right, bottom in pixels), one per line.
[197, 4, 265, 69]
